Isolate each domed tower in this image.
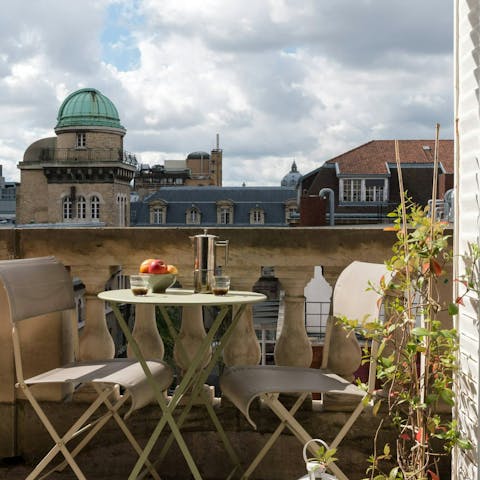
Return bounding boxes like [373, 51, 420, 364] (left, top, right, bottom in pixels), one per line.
[17, 88, 137, 226]
[281, 160, 302, 188]
[185, 133, 223, 186]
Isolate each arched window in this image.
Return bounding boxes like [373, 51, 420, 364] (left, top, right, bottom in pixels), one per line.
[117, 194, 127, 227]
[149, 201, 167, 224]
[216, 200, 234, 224]
[62, 197, 72, 220]
[91, 195, 100, 220]
[77, 196, 86, 219]
[186, 207, 201, 225]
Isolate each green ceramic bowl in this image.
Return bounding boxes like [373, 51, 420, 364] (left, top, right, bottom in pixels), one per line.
[147, 273, 176, 293]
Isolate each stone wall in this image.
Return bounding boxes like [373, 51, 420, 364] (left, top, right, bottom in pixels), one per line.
[56, 129, 123, 150]
[0, 226, 403, 287]
[15, 170, 49, 224]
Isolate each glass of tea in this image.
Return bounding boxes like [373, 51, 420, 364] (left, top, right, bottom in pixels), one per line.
[212, 275, 230, 296]
[130, 274, 149, 296]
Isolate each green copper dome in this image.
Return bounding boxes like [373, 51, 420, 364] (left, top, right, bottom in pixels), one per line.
[55, 88, 125, 131]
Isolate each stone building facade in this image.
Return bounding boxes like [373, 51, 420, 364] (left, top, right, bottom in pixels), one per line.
[300, 139, 454, 225]
[16, 88, 137, 226]
[133, 147, 223, 200]
[0, 165, 17, 223]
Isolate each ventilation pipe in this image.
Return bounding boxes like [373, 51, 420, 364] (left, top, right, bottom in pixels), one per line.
[319, 188, 335, 226]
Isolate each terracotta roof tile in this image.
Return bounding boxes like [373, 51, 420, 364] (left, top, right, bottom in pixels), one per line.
[325, 140, 453, 175]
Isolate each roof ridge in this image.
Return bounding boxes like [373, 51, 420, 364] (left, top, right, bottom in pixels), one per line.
[325, 140, 376, 164]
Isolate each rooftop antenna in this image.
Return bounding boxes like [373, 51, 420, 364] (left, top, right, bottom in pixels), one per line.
[216, 133, 220, 150]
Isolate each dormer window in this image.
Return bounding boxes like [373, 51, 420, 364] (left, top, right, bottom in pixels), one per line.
[285, 199, 300, 225]
[216, 200, 234, 224]
[149, 200, 167, 224]
[76, 133, 86, 148]
[186, 207, 201, 225]
[250, 208, 265, 224]
[340, 178, 387, 203]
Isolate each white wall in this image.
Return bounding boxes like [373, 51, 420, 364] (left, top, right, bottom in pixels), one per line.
[304, 266, 332, 342]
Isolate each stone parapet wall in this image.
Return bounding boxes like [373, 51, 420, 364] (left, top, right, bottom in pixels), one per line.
[0, 226, 399, 281]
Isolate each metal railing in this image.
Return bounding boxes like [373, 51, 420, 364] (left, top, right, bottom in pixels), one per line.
[32, 148, 138, 166]
[305, 301, 331, 342]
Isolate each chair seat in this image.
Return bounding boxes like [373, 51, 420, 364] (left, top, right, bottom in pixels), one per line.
[220, 365, 365, 428]
[25, 358, 174, 413]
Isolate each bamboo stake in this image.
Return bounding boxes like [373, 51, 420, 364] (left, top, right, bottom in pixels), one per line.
[430, 123, 440, 224]
[394, 140, 411, 311]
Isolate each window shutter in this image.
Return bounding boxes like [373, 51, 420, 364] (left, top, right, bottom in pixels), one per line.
[455, 1, 480, 477]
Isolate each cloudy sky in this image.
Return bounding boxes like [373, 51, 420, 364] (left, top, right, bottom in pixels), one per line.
[0, 0, 453, 186]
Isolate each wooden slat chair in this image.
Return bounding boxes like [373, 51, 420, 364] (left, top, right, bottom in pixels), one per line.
[1, 256, 174, 480]
[220, 261, 390, 480]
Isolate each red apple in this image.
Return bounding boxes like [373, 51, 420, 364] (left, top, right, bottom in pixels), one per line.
[139, 258, 155, 273]
[148, 259, 168, 274]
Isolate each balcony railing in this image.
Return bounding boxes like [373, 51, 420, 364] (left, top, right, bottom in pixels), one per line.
[34, 148, 138, 167]
[0, 226, 453, 479]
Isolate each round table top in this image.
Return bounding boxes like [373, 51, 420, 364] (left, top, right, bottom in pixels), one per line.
[98, 288, 267, 306]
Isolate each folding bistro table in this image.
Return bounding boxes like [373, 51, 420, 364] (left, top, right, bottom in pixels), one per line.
[98, 288, 266, 480]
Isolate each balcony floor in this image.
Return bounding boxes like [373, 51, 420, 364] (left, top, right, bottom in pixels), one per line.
[0, 457, 213, 480]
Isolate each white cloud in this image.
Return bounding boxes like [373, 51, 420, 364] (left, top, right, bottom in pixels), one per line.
[0, 0, 453, 187]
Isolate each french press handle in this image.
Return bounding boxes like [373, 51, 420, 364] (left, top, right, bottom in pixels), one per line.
[215, 240, 229, 267]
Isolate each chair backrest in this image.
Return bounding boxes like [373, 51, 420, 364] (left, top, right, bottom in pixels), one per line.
[0, 256, 75, 323]
[333, 261, 389, 321]
[322, 261, 391, 391]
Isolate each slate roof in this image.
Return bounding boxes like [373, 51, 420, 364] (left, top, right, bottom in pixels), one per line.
[131, 186, 298, 226]
[303, 140, 454, 179]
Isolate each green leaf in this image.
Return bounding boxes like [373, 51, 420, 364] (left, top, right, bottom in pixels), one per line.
[457, 439, 473, 449]
[448, 303, 459, 315]
[440, 389, 455, 406]
[388, 467, 400, 479]
[373, 399, 382, 416]
[412, 327, 430, 337]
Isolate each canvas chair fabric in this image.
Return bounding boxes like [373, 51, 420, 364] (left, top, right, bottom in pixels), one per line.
[219, 261, 391, 480]
[221, 365, 364, 429]
[24, 358, 173, 416]
[1, 256, 173, 480]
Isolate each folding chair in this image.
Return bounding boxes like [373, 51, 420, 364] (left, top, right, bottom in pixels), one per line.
[220, 261, 390, 480]
[1, 256, 174, 480]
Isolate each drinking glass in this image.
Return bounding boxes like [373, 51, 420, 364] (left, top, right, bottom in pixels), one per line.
[212, 275, 230, 295]
[130, 274, 149, 296]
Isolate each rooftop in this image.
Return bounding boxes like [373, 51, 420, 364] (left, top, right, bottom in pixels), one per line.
[55, 88, 125, 131]
[303, 140, 454, 178]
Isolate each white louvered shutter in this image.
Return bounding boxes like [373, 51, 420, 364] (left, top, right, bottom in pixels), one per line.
[454, 1, 480, 478]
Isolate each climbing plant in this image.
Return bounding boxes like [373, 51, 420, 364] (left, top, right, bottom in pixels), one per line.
[358, 199, 469, 480]
[339, 133, 472, 479]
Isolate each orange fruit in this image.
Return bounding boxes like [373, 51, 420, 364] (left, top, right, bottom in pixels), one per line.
[167, 264, 178, 275]
[139, 258, 155, 273]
